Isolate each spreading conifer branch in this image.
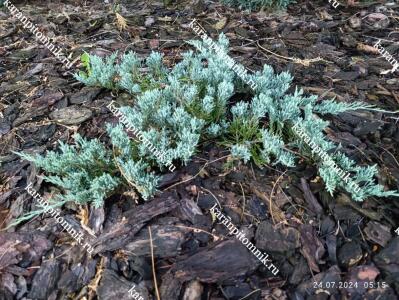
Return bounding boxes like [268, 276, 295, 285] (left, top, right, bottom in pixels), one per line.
[17, 34, 398, 212]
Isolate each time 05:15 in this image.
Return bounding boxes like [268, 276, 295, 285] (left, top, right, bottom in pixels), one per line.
[313, 281, 389, 289]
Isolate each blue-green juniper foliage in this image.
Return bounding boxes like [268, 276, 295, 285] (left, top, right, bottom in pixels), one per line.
[18, 34, 398, 211]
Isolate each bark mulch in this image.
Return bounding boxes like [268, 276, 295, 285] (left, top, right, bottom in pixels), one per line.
[0, 0, 399, 299]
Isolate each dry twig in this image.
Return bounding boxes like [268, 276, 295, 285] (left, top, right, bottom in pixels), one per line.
[148, 226, 161, 300]
[256, 41, 330, 66]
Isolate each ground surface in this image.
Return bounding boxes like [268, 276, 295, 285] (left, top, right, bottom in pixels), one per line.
[1, 0, 399, 299]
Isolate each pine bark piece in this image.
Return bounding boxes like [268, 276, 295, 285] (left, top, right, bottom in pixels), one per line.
[69, 87, 101, 104]
[0, 237, 20, 271]
[171, 239, 259, 283]
[49, 106, 92, 125]
[91, 193, 179, 254]
[374, 237, 399, 276]
[97, 269, 149, 300]
[326, 234, 337, 264]
[30, 91, 64, 108]
[0, 272, 17, 299]
[300, 178, 323, 216]
[28, 260, 60, 300]
[89, 205, 105, 235]
[0, 232, 52, 271]
[182, 280, 203, 300]
[160, 272, 183, 300]
[364, 221, 392, 247]
[255, 221, 300, 253]
[338, 241, 363, 268]
[124, 224, 189, 258]
[299, 224, 326, 273]
[56, 259, 97, 294]
[177, 197, 203, 223]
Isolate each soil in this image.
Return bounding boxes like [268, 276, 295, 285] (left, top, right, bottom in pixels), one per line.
[1, 0, 399, 299]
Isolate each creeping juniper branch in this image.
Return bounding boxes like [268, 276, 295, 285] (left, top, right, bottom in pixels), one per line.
[16, 34, 398, 215]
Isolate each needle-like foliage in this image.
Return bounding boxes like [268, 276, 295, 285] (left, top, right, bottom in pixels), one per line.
[17, 34, 398, 212]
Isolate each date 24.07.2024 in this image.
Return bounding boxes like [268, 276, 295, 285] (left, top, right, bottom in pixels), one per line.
[313, 281, 389, 289]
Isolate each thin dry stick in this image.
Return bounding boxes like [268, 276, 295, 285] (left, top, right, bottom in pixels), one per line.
[268, 171, 287, 225]
[148, 226, 161, 300]
[378, 146, 399, 168]
[357, 224, 367, 243]
[238, 289, 262, 300]
[239, 182, 246, 222]
[175, 225, 221, 240]
[163, 155, 230, 192]
[201, 187, 222, 210]
[256, 41, 329, 66]
[47, 246, 74, 262]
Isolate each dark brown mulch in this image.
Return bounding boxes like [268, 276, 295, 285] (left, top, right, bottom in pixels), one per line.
[1, 0, 399, 299]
